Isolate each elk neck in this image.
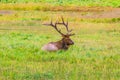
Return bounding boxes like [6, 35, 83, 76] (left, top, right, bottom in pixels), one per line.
[55, 38, 68, 50]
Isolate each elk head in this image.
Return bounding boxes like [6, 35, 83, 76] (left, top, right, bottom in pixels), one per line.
[42, 17, 74, 51]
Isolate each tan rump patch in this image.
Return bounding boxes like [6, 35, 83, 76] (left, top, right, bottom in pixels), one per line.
[41, 43, 58, 51]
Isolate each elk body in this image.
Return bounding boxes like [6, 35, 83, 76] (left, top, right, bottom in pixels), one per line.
[41, 17, 74, 51]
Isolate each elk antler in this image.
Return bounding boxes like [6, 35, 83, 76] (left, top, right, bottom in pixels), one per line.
[56, 17, 72, 33]
[43, 17, 75, 36]
[56, 17, 75, 36]
[43, 19, 64, 36]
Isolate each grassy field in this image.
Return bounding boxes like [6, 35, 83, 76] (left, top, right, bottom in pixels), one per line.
[0, 0, 120, 11]
[0, 10, 120, 80]
[0, 0, 120, 7]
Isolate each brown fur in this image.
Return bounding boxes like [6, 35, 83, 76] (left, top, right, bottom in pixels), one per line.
[42, 17, 74, 51]
[43, 36, 74, 51]
[61, 36, 74, 49]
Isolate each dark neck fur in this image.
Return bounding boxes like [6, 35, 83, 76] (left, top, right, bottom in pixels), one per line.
[55, 39, 68, 50]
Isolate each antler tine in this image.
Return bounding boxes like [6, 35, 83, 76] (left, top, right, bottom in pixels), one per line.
[51, 20, 65, 36]
[54, 17, 73, 34]
[68, 33, 75, 36]
[61, 17, 73, 33]
[43, 19, 64, 36]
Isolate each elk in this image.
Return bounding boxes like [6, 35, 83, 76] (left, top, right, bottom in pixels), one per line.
[41, 17, 74, 51]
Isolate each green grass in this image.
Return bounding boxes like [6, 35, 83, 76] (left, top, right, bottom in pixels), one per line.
[0, 0, 120, 11]
[0, 0, 120, 7]
[0, 11, 120, 80]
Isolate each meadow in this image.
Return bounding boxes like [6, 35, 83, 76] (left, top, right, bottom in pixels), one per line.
[0, 10, 120, 80]
[0, 0, 120, 80]
[0, 0, 120, 7]
[0, 0, 120, 11]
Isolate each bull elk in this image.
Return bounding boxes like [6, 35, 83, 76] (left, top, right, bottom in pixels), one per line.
[41, 17, 74, 51]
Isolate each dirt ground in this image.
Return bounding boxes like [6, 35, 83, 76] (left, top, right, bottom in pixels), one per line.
[0, 7, 120, 19]
[79, 8, 120, 19]
[0, 10, 13, 15]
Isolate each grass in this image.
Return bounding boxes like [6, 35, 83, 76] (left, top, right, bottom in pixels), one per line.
[0, 10, 120, 80]
[0, 11, 120, 23]
[0, 0, 120, 11]
[0, 0, 120, 7]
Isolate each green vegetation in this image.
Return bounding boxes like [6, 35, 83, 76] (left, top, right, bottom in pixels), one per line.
[0, 0, 120, 79]
[0, 0, 120, 7]
[0, 0, 120, 11]
[0, 11, 120, 80]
